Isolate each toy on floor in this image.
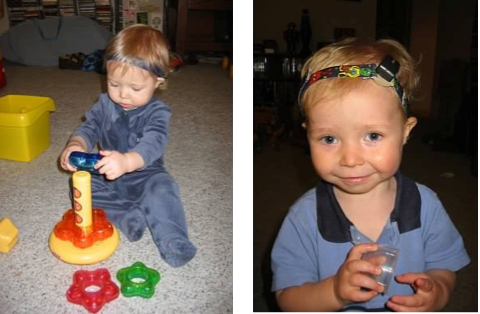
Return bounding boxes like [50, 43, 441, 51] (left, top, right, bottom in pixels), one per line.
[0, 217, 18, 253]
[66, 268, 119, 313]
[69, 151, 103, 174]
[116, 262, 161, 298]
[0, 95, 56, 162]
[49, 171, 120, 264]
[169, 51, 183, 72]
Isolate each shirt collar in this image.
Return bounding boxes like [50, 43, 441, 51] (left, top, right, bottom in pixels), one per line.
[316, 172, 421, 243]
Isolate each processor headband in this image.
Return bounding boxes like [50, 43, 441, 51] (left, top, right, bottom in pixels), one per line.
[107, 55, 165, 77]
[298, 55, 407, 117]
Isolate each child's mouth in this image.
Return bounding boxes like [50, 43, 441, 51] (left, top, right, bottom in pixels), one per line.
[120, 103, 135, 110]
[340, 175, 370, 185]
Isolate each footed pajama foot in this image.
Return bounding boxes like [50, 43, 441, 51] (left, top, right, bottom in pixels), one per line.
[118, 208, 146, 242]
[160, 237, 197, 267]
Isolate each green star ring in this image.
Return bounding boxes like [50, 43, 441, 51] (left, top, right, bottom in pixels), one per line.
[116, 261, 161, 298]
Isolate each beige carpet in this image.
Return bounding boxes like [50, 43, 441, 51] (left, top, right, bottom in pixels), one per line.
[0, 63, 232, 313]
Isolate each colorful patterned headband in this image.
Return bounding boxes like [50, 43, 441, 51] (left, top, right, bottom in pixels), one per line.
[107, 55, 165, 77]
[298, 55, 407, 116]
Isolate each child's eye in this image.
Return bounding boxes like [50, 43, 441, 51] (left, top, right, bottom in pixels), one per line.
[108, 82, 118, 87]
[320, 135, 338, 144]
[365, 132, 382, 142]
[132, 88, 142, 92]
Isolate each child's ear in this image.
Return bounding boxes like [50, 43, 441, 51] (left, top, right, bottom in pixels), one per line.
[403, 117, 417, 144]
[155, 77, 165, 88]
[302, 122, 307, 129]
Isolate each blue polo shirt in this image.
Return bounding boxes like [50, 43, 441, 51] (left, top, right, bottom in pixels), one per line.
[271, 172, 470, 311]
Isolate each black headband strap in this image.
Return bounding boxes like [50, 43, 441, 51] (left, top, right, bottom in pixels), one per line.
[107, 55, 165, 77]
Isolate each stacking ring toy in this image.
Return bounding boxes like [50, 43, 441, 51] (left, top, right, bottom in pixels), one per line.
[66, 268, 119, 313]
[49, 171, 119, 264]
[116, 262, 161, 298]
[69, 152, 103, 174]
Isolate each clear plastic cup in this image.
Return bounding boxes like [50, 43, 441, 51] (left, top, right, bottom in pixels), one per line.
[362, 246, 399, 293]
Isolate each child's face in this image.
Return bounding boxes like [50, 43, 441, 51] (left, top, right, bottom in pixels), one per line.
[106, 61, 164, 110]
[305, 82, 416, 195]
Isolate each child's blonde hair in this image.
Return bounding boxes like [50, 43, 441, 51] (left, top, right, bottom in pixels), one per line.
[300, 38, 420, 120]
[104, 24, 170, 82]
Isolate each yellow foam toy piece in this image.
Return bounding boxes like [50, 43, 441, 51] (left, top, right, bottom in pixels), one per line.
[0, 218, 19, 253]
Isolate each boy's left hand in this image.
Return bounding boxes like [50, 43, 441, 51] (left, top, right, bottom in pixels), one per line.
[95, 150, 129, 180]
[386, 273, 441, 312]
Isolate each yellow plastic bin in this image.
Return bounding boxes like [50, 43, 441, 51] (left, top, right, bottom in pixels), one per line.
[0, 95, 56, 162]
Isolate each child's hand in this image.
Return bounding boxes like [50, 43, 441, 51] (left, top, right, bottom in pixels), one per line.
[95, 150, 129, 180]
[60, 144, 85, 172]
[387, 273, 441, 311]
[334, 243, 385, 305]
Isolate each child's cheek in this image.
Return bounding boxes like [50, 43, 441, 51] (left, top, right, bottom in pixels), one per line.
[371, 147, 402, 174]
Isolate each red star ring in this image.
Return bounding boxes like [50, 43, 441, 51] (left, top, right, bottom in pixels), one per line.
[66, 268, 119, 313]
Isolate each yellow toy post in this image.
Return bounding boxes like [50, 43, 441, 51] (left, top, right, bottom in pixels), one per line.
[49, 171, 119, 264]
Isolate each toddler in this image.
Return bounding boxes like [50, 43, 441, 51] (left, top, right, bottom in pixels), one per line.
[60, 24, 196, 267]
[271, 38, 470, 311]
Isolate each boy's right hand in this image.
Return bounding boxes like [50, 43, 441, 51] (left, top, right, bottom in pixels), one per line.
[60, 144, 86, 172]
[333, 243, 385, 305]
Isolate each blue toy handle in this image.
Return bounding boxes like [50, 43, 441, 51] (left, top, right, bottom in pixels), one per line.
[69, 152, 103, 174]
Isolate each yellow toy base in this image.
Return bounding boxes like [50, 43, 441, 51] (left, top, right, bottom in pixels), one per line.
[49, 227, 119, 265]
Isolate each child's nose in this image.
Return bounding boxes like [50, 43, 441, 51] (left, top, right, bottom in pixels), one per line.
[339, 143, 364, 167]
[119, 88, 129, 99]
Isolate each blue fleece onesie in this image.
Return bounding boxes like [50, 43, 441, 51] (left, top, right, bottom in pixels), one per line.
[73, 93, 196, 267]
